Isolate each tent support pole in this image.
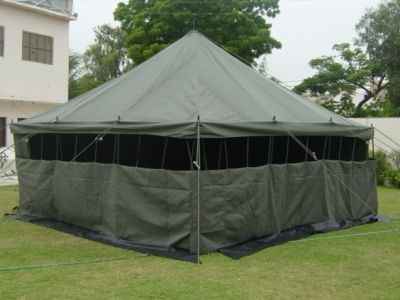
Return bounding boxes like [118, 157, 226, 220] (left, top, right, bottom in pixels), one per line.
[338, 137, 343, 161]
[40, 134, 44, 161]
[55, 135, 60, 161]
[371, 124, 375, 160]
[351, 138, 356, 162]
[268, 136, 274, 164]
[193, 116, 201, 264]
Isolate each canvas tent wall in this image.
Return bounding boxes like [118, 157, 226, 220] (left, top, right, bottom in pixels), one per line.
[11, 31, 378, 261]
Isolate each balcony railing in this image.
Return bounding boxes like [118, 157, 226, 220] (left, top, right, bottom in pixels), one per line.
[16, 0, 74, 16]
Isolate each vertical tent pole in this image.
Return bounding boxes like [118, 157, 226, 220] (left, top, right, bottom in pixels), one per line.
[112, 135, 117, 164]
[338, 137, 343, 161]
[327, 136, 332, 160]
[217, 141, 223, 169]
[55, 135, 58, 161]
[116, 135, 120, 164]
[371, 124, 375, 160]
[40, 134, 44, 160]
[246, 137, 250, 168]
[193, 116, 201, 264]
[55, 135, 60, 161]
[60, 136, 64, 161]
[74, 135, 78, 160]
[94, 138, 98, 162]
[268, 136, 274, 164]
[285, 136, 290, 164]
[136, 135, 141, 167]
[322, 136, 328, 160]
[351, 138, 357, 162]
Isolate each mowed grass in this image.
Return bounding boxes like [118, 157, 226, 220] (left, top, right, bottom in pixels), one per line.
[0, 186, 400, 300]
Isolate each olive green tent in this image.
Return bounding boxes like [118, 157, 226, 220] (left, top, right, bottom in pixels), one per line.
[11, 31, 378, 262]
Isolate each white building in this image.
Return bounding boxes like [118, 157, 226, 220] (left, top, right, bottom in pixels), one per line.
[0, 0, 75, 148]
[351, 118, 400, 154]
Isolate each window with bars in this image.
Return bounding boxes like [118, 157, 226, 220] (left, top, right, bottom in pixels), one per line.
[22, 31, 53, 65]
[0, 26, 4, 57]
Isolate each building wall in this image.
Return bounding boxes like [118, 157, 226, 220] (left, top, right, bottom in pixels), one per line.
[350, 118, 400, 154]
[0, 2, 70, 104]
[0, 99, 58, 147]
[0, 1, 72, 148]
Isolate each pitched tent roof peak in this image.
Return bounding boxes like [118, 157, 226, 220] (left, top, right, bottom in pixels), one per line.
[12, 32, 372, 140]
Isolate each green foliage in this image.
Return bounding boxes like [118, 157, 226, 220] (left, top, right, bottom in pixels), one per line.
[294, 43, 387, 117]
[386, 169, 400, 189]
[316, 93, 356, 118]
[68, 53, 101, 101]
[83, 24, 132, 83]
[356, 0, 400, 109]
[68, 53, 83, 100]
[390, 151, 400, 169]
[295, 0, 400, 118]
[375, 151, 392, 186]
[68, 25, 132, 100]
[359, 98, 400, 117]
[374, 150, 400, 188]
[114, 0, 281, 65]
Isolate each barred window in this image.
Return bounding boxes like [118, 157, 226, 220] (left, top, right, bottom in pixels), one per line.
[0, 26, 4, 57]
[22, 31, 53, 65]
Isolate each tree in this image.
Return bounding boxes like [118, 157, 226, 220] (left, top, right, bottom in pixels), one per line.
[294, 43, 387, 117]
[114, 0, 281, 65]
[68, 25, 132, 100]
[68, 53, 83, 100]
[356, 0, 400, 108]
[83, 24, 132, 83]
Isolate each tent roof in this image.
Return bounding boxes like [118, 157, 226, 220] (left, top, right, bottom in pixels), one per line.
[12, 31, 372, 139]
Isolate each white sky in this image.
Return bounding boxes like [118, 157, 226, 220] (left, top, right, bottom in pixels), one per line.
[70, 0, 381, 84]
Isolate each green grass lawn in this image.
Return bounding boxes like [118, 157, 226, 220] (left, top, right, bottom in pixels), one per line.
[0, 186, 400, 300]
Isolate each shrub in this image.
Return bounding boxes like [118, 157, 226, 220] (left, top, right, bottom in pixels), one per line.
[387, 170, 400, 188]
[390, 151, 400, 169]
[374, 151, 392, 186]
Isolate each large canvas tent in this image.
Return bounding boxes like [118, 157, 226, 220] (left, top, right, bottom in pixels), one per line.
[11, 31, 378, 262]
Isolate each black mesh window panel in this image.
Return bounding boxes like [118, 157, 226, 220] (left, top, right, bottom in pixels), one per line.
[95, 135, 116, 164]
[201, 139, 222, 170]
[165, 138, 194, 170]
[271, 136, 289, 164]
[248, 137, 270, 167]
[28, 134, 369, 170]
[58, 134, 76, 161]
[75, 135, 96, 162]
[137, 135, 165, 169]
[287, 136, 308, 164]
[225, 138, 247, 169]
